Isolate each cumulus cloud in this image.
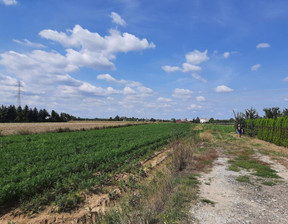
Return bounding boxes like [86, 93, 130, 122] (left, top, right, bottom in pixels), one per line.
[214, 85, 233, 93]
[223, 52, 230, 58]
[172, 88, 193, 98]
[162, 50, 209, 82]
[192, 73, 207, 83]
[0, 0, 17, 5]
[283, 77, 288, 81]
[123, 86, 136, 95]
[39, 25, 155, 70]
[185, 50, 209, 65]
[251, 64, 261, 71]
[196, 96, 206, 102]
[97, 73, 143, 88]
[188, 104, 202, 110]
[13, 39, 46, 48]
[157, 97, 172, 102]
[110, 12, 127, 27]
[182, 63, 202, 72]
[162, 65, 181, 72]
[256, 43, 270, 48]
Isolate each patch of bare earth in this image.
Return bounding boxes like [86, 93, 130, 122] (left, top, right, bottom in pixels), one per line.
[190, 142, 288, 224]
[0, 148, 169, 224]
[0, 121, 144, 135]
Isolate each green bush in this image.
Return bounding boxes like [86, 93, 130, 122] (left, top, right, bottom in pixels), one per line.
[245, 117, 288, 148]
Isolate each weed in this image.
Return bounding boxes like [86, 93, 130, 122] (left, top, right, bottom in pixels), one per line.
[229, 155, 280, 178]
[262, 181, 277, 186]
[201, 199, 216, 205]
[236, 175, 251, 183]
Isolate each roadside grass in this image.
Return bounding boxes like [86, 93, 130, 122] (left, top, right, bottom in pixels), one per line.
[98, 127, 218, 224]
[236, 175, 251, 183]
[229, 155, 280, 178]
[262, 181, 277, 186]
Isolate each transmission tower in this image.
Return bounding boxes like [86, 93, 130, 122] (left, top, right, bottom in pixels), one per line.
[17, 80, 21, 107]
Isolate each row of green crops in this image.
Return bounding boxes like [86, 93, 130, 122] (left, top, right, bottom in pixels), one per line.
[0, 123, 193, 209]
[245, 117, 288, 147]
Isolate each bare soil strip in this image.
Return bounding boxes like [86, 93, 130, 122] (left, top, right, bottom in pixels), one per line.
[190, 139, 288, 224]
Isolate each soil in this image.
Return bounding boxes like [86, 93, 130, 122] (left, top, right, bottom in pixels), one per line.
[190, 138, 288, 224]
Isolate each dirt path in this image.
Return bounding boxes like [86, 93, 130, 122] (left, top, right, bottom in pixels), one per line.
[190, 145, 288, 224]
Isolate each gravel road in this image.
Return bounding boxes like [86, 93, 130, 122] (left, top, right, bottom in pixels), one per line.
[190, 148, 288, 224]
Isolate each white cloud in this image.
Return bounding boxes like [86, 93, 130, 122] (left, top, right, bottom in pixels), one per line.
[283, 77, 288, 81]
[1, 0, 17, 5]
[97, 73, 142, 88]
[123, 86, 136, 95]
[162, 50, 209, 83]
[192, 73, 207, 83]
[188, 104, 202, 110]
[97, 74, 117, 82]
[285, 98, 288, 102]
[162, 65, 181, 72]
[182, 63, 202, 72]
[157, 97, 172, 102]
[256, 43, 271, 48]
[251, 64, 261, 71]
[185, 50, 209, 65]
[13, 39, 46, 48]
[110, 12, 127, 27]
[137, 86, 153, 95]
[223, 52, 230, 59]
[196, 96, 206, 102]
[39, 25, 155, 70]
[172, 88, 193, 98]
[214, 85, 233, 93]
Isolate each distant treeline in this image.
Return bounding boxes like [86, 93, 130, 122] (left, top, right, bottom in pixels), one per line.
[0, 105, 76, 123]
[77, 115, 171, 122]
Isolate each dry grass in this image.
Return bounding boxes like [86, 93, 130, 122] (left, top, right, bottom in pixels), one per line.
[199, 130, 213, 142]
[0, 121, 145, 136]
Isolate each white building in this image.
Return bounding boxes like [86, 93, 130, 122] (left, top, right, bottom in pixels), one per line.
[200, 118, 209, 123]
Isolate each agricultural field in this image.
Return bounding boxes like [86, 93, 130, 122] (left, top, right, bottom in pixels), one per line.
[0, 123, 193, 214]
[0, 121, 143, 136]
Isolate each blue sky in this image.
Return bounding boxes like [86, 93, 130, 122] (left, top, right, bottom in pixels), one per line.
[0, 0, 287, 119]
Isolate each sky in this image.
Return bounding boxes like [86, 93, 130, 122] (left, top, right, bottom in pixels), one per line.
[0, 0, 288, 119]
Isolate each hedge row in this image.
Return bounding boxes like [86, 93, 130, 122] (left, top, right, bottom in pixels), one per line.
[245, 117, 288, 147]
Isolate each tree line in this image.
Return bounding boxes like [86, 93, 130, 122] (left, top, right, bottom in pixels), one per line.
[233, 107, 288, 127]
[233, 107, 288, 148]
[0, 105, 76, 123]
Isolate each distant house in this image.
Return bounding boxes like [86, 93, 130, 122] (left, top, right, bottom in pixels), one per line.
[200, 118, 209, 123]
[176, 120, 183, 123]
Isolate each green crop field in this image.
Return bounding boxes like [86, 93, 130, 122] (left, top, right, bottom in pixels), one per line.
[0, 123, 193, 211]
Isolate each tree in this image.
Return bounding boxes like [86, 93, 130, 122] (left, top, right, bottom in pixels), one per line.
[263, 107, 281, 119]
[15, 106, 23, 122]
[39, 109, 50, 121]
[7, 105, 17, 122]
[23, 105, 29, 122]
[114, 115, 120, 121]
[245, 107, 259, 119]
[282, 108, 288, 117]
[233, 110, 245, 129]
[51, 110, 60, 122]
[209, 118, 215, 123]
